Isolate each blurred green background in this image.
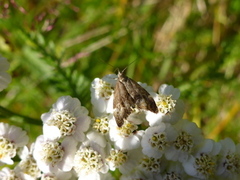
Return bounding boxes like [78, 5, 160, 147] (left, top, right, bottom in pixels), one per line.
[0, 0, 240, 143]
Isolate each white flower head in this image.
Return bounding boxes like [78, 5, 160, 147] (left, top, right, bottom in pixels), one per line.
[106, 148, 143, 174]
[165, 119, 204, 162]
[91, 74, 117, 115]
[136, 155, 164, 179]
[40, 171, 73, 180]
[41, 96, 91, 141]
[109, 117, 143, 151]
[0, 167, 22, 180]
[15, 145, 41, 180]
[216, 138, 240, 179]
[86, 131, 107, 148]
[0, 122, 29, 165]
[120, 168, 162, 180]
[146, 84, 184, 126]
[138, 81, 156, 94]
[161, 160, 188, 180]
[92, 114, 112, 135]
[33, 135, 77, 173]
[120, 154, 165, 180]
[183, 139, 222, 179]
[0, 55, 12, 91]
[141, 123, 177, 158]
[73, 140, 109, 180]
[106, 149, 128, 171]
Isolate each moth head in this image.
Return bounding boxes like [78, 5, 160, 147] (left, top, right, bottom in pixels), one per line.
[117, 69, 128, 82]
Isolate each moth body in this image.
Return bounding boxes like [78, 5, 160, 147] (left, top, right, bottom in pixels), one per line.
[113, 71, 158, 127]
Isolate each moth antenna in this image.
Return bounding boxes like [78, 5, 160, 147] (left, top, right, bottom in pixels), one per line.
[98, 59, 115, 68]
[121, 66, 128, 74]
[127, 60, 137, 67]
[117, 60, 138, 75]
[99, 59, 138, 76]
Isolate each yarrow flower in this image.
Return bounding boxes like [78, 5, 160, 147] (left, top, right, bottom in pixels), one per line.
[40, 171, 73, 180]
[15, 145, 41, 179]
[106, 148, 143, 174]
[41, 96, 91, 141]
[0, 55, 11, 91]
[91, 74, 117, 115]
[92, 114, 111, 135]
[1, 72, 240, 180]
[183, 139, 221, 179]
[141, 122, 177, 158]
[107, 149, 127, 170]
[135, 155, 164, 179]
[216, 138, 240, 179]
[0, 167, 22, 180]
[73, 140, 109, 180]
[161, 160, 188, 179]
[109, 117, 144, 151]
[146, 84, 184, 126]
[165, 119, 204, 162]
[0, 122, 29, 165]
[33, 135, 77, 174]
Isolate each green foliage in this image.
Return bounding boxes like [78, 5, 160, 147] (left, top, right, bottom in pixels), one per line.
[0, 0, 240, 141]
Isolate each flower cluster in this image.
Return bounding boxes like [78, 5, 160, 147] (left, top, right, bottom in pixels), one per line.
[1, 70, 240, 180]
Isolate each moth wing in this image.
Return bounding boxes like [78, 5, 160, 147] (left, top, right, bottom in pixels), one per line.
[113, 80, 135, 127]
[126, 78, 159, 113]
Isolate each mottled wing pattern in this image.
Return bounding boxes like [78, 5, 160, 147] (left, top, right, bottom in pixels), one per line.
[113, 71, 158, 127]
[113, 77, 135, 127]
[126, 76, 159, 113]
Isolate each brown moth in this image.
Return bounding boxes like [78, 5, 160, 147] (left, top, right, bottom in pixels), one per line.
[113, 71, 159, 127]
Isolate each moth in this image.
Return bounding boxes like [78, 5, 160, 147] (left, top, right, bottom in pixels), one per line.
[113, 71, 159, 127]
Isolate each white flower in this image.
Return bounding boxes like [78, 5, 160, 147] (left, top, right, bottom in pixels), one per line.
[86, 131, 107, 148]
[146, 84, 184, 126]
[136, 155, 164, 179]
[91, 74, 116, 115]
[161, 161, 189, 180]
[109, 117, 143, 151]
[120, 154, 164, 180]
[33, 135, 77, 173]
[92, 114, 112, 135]
[141, 123, 177, 158]
[15, 145, 41, 180]
[0, 55, 11, 91]
[106, 149, 128, 171]
[40, 171, 73, 180]
[41, 96, 91, 141]
[0, 122, 29, 165]
[106, 148, 143, 174]
[216, 138, 240, 179]
[137, 82, 156, 94]
[120, 168, 162, 180]
[183, 139, 222, 179]
[0, 167, 22, 180]
[73, 140, 109, 180]
[121, 109, 149, 127]
[165, 119, 204, 162]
